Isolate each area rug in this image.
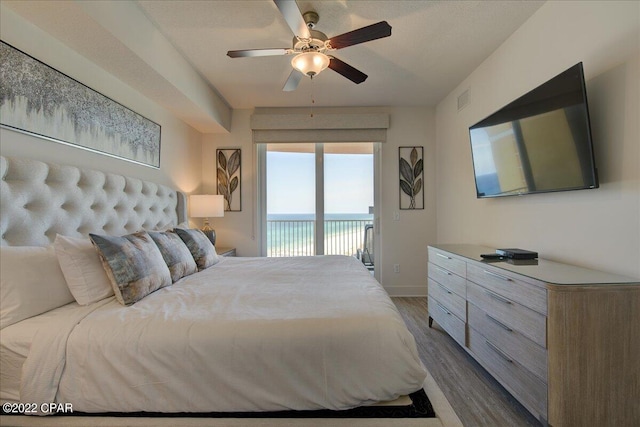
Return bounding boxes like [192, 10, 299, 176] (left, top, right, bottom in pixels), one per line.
[0, 372, 462, 427]
[55, 389, 433, 419]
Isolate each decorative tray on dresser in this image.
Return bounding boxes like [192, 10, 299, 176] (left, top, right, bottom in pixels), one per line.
[427, 244, 640, 427]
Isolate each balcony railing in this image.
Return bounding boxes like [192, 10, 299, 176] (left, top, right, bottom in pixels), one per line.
[267, 219, 373, 257]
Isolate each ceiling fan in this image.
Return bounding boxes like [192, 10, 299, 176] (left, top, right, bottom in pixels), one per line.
[227, 0, 392, 91]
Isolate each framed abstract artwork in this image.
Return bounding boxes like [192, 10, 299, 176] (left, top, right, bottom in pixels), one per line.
[399, 146, 424, 210]
[0, 41, 161, 168]
[216, 148, 241, 212]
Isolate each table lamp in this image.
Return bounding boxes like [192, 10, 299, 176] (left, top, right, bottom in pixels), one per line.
[190, 195, 224, 245]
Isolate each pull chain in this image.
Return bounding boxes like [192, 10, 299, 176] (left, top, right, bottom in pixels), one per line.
[310, 75, 314, 118]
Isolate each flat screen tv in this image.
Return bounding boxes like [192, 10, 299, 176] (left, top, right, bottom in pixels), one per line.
[468, 62, 598, 198]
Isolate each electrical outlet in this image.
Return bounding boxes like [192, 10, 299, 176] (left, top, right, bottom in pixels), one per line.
[393, 264, 400, 273]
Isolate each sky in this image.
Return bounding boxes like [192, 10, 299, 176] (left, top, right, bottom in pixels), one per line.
[267, 151, 374, 215]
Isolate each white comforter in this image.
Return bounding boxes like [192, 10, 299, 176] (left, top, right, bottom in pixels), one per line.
[22, 256, 426, 414]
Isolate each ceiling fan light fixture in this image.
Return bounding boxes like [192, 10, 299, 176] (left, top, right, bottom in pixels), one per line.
[291, 51, 330, 77]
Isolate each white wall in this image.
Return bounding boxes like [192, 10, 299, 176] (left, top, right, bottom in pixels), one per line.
[0, 5, 202, 194]
[380, 107, 436, 295]
[202, 110, 256, 254]
[204, 107, 436, 295]
[435, 1, 640, 278]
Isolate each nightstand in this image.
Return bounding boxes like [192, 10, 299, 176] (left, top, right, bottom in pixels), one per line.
[216, 247, 236, 257]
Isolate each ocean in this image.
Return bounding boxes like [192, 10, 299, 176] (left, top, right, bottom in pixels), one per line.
[267, 213, 373, 257]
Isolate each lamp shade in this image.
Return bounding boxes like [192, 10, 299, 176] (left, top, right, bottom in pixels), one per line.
[190, 195, 224, 218]
[291, 52, 330, 77]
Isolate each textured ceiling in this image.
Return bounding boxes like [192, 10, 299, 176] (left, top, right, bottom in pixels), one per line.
[3, 0, 545, 129]
[136, 0, 544, 108]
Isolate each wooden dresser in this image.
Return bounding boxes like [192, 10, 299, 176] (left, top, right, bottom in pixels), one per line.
[427, 244, 640, 426]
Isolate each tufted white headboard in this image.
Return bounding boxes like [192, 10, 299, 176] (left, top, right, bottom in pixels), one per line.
[0, 156, 187, 247]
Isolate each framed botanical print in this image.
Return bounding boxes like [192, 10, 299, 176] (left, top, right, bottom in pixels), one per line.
[399, 146, 424, 210]
[216, 148, 241, 211]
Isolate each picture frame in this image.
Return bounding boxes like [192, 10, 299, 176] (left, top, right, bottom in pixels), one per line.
[216, 148, 241, 212]
[0, 41, 161, 168]
[399, 146, 424, 210]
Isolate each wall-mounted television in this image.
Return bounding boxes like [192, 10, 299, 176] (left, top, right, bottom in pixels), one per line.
[468, 62, 598, 198]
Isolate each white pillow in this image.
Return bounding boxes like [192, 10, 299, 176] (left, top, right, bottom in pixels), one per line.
[151, 221, 190, 232]
[0, 245, 75, 329]
[54, 235, 114, 305]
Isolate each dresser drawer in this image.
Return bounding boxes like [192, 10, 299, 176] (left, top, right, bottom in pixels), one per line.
[428, 296, 466, 347]
[428, 262, 466, 297]
[428, 248, 466, 278]
[467, 281, 547, 348]
[467, 263, 547, 315]
[428, 278, 466, 320]
[468, 302, 547, 382]
[468, 326, 548, 419]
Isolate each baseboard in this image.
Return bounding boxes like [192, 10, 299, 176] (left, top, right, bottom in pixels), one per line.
[384, 286, 427, 297]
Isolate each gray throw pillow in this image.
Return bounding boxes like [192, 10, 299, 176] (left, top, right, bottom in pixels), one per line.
[148, 231, 198, 282]
[174, 228, 219, 270]
[90, 231, 172, 305]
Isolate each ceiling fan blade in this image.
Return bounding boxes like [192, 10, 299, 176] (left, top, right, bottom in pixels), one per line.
[273, 0, 311, 39]
[328, 21, 392, 50]
[282, 69, 304, 91]
[227, 48, 290, 58]
[328, 57, 368, 84]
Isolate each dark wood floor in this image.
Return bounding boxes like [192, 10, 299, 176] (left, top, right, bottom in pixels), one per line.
[393, 297, 541, 427]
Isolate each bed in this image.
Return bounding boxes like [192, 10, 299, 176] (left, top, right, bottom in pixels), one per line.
[0, 156, 427, 419]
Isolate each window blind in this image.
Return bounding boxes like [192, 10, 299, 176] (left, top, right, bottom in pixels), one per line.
[251, 113, 389, 143]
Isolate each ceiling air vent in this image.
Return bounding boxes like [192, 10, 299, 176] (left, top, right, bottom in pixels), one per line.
[457, 89, 470, 112]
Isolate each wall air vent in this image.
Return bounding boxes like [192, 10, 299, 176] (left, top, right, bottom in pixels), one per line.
[457, 89, 470, 112]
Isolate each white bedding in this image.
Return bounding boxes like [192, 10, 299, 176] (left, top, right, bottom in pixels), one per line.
[0, 301, 88, 403]
[15, 256, 427, 415]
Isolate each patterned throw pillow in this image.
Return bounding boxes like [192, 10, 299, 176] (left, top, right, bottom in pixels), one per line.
[174, 228, 219, 270]
[148, 231, 198, 282]
[90, 232, 172, 305]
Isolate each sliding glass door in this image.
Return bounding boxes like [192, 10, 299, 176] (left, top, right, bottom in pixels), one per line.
[265, 143, 316, 256]
[323, 143, 374, 263]
[260, 142, 376, 272]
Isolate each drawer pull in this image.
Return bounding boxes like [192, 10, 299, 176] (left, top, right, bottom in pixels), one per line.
[433, 265, 452, 276]
[438, 283, 453, 294]
[485, 289, 513, 305]
[485, 340, 513, 363]
[485, 313, 513, 332]
[436, 253, 452, 260]
[436, 302, 452, 315]
[484, 269, 513, 282]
